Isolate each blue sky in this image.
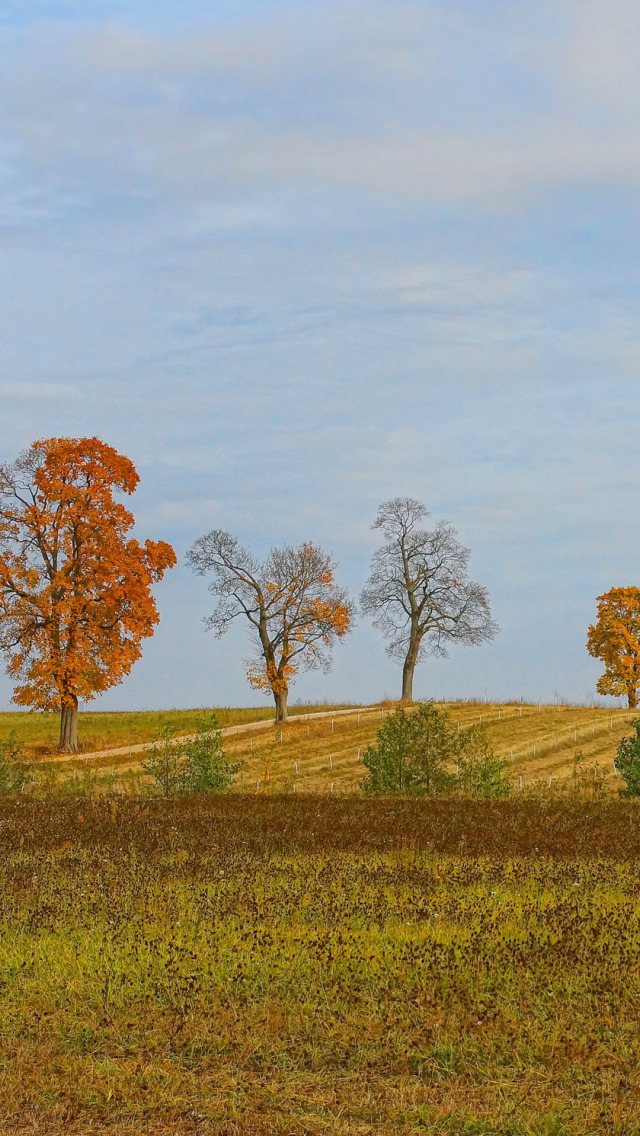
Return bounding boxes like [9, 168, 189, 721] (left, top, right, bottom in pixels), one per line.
[2, 0, 640, 711]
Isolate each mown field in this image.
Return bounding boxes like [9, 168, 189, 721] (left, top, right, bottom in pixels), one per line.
[0, 704, 360, 760]
[10, 701, 635, 794]
[2, 794, 640, 1135]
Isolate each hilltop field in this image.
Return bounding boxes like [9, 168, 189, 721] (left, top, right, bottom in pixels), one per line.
[3, 699, 635, 794]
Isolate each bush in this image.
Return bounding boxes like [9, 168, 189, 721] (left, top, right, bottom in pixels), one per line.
[362, 703, 511, 798]
[141, 726, 183, 796]
[0, 731, 31, 793]
[362, 702, 460, 795]
[180, 715, 242, 793]
[455, 726, 511, 799]
[142, 716, 241, 797]
[615, 719, 640, 796]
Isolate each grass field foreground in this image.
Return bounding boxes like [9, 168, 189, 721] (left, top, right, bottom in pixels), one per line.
[1, 795, 640, 1134]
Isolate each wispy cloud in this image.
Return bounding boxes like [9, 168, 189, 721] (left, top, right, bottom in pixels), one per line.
[1, 2, 640, 225]
[0, 381, 77, 399]
[0, 1, 639, 709]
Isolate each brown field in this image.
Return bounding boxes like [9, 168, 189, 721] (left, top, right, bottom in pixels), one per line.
[2, 794, 640, 1134]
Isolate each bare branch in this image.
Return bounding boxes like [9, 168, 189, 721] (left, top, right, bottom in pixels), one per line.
[361, 498, 498, 698]
[187, 531, 354, 715]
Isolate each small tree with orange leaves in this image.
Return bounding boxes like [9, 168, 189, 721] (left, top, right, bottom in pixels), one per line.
[187, 531, 353, 722]
[587, 587, 640, 709]
[0, 437, 176, 751]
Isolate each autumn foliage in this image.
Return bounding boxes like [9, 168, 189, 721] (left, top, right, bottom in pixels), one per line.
[187, 532, 353, 721]
[587, 586, 640, 708]
[0, 437, 176, 750]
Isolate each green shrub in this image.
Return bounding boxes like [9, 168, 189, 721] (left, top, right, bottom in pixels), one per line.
[455, 726, 511, 799]
[141, 725, 184, 796]
[180, 715, 241, 793]
[362, 703, 510, 798]
[615, 719, 640, 796]
[0, 731, 31, 793]
[142, 716, 240, 797]
[361, 702, 460, 795]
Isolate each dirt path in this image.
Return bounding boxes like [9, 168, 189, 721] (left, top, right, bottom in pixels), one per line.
[46, 705, 381, 764]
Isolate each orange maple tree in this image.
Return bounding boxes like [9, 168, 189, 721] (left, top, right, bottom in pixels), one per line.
[586, 587, 640, 709]
[187, 532, 353, 722]
[0, 437, 176, 751]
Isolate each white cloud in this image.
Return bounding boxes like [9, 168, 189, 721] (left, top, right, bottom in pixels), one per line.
[2, 3, 640, 217]
[387, 264, 534, 309]
[559, 0, 640, 119]
[0, 381, 77, 399]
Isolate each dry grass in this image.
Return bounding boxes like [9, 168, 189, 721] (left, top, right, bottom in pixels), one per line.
[1, 794, 640, 1134]
[0, 703, 361, 760]
[32, 701, 635, 795]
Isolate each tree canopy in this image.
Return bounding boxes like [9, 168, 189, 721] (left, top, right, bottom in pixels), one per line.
[361, 497, 498, 702]
[187, 531, 353, 722]
[0, 436, 176, 751]
[587, 587, 640, 709]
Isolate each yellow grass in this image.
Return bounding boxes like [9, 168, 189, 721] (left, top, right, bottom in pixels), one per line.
[27, 700, 635, 794]
[0, 703, 360, 759]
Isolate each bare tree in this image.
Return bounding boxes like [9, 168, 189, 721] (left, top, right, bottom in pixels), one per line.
[187, 530, 353, 723]
[360, 498, 498, 702]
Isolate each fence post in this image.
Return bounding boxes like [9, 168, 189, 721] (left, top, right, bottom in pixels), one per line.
[519, 775, 523, 790]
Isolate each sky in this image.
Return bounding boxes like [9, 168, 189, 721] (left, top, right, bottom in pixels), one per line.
[1, 0, 640, 711]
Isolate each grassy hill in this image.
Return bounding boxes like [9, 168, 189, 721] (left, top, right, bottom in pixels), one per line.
[4, 700, 634, 794]
[0, 703, 360, 759]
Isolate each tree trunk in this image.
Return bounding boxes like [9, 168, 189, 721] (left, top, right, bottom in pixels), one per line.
[401, 636, 420, 702]
[274, 687, 288, 724]
[629, 688, 638, 710]
[59, 697, 79, 752]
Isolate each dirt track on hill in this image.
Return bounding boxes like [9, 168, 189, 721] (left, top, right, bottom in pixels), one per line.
[43, 705, 380, 763]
